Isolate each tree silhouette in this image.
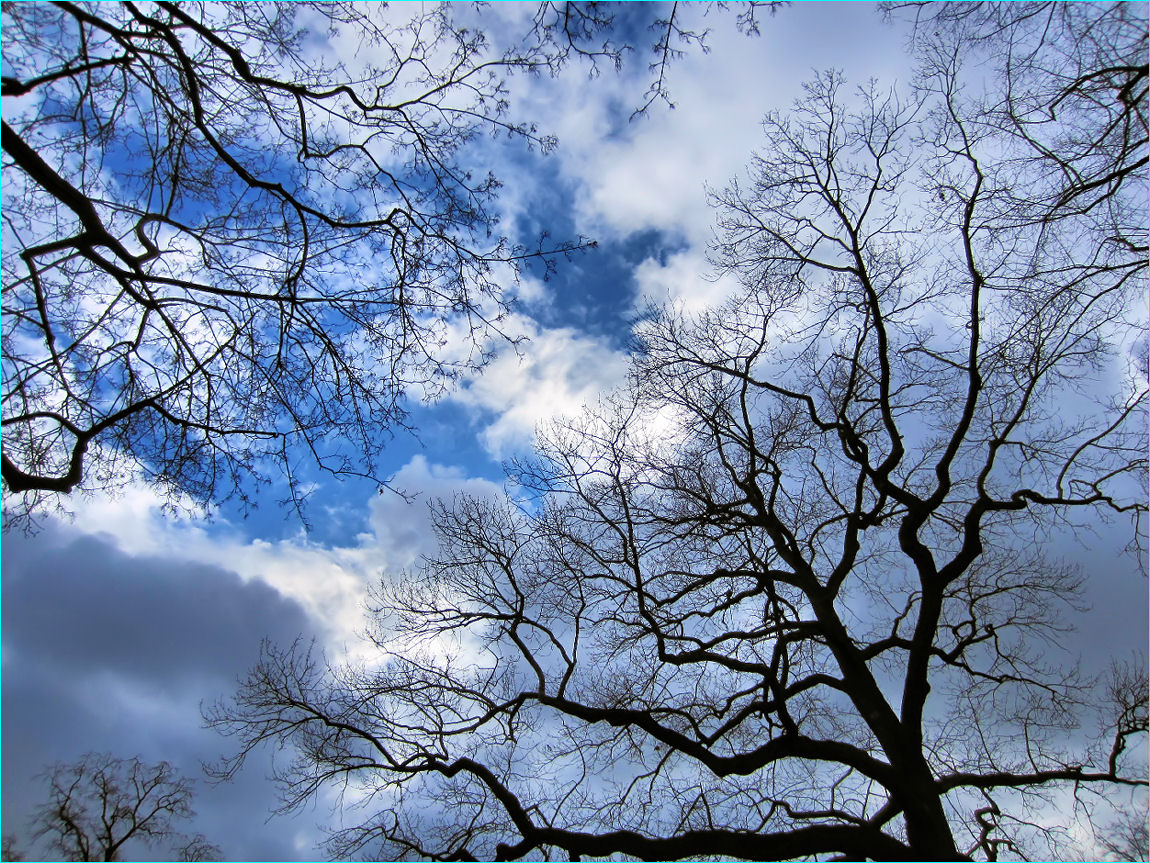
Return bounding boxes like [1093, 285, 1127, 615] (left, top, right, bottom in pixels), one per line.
[205, 3, 1148, 858]
[22, 753, 220, 862]
[1098, 800, 1149, 862]
[202, 3, 1145, 860]
[1, 3, 535, 520]
[0, 836, 24, 862]
[0, 2, 775, 529]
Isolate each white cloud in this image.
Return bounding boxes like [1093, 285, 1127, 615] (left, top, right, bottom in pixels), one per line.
[632, 249, 743, 316]
[9, 7, 921, 661]
[357, 455, 505, 573]
[448, 318, 630, 460]
[506, 4, 912, 247]
[56, 456, 507, 657]
[449, 6, 920, 473]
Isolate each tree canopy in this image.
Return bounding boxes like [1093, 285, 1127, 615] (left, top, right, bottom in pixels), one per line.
[1, 1, 757, 527]
[207, 3, 1148, 860]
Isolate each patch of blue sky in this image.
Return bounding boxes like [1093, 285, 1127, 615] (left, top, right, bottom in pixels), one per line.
[523, 227, 687, 348]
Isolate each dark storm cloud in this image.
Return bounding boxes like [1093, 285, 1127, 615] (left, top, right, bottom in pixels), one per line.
[3, 528, 311, 687]
[2, 525, 324, 860]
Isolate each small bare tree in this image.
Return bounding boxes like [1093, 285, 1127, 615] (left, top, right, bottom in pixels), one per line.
[25, 753, 220, 862]
[0, 836, 24, 862]
[1098, 800, 1150, 862]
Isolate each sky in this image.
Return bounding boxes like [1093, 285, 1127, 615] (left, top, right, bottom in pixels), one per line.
[2, 3, 1146, 861]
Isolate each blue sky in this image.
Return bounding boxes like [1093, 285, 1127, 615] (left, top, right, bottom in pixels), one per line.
[2, 4, 1145, 860]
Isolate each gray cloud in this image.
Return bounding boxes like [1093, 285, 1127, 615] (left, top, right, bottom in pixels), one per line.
[2, 525, 325, 861]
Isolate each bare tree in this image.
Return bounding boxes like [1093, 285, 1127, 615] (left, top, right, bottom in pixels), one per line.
[23, 753, 220, 862]
[205, 4, 1147, 861]
[0, 2, 771, 530]
[0, 2, 614, 526]
[885, 1, 1147, 254]
[1097, 800, 1150, 862]
[0, 2, 543, 523]
[175, 834, 223, 863]
[0, 836, 24, 862]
